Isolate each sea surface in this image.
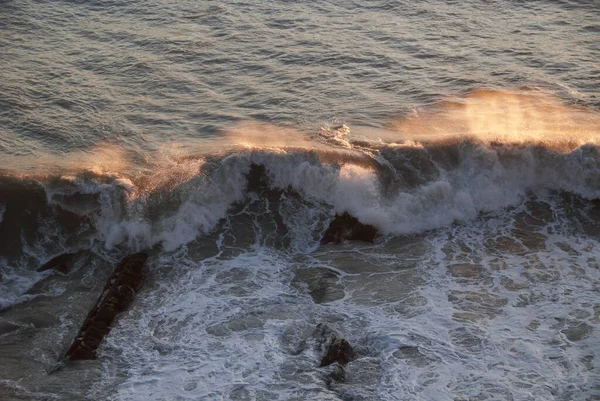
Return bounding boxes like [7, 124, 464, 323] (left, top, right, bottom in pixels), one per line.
[1, 0, 599, 400]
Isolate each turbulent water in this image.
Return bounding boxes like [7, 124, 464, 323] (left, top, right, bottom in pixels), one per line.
[1, 0, 600, 400]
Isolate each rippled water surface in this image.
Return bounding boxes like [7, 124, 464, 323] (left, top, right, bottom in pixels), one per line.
[0, 0, 599, 400]
[1, 0, 599, 161]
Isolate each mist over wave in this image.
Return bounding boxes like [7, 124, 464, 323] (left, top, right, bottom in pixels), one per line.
[1, 90, 597, 255]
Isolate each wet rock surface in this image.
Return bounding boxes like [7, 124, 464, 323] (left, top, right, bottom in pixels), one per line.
[321, 337, 356, 366]
[64, 252, 148, 361]
[321, 212, 377, 244]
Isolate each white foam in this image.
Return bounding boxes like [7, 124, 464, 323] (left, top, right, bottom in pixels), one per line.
[88, 204, 600, 400]
[96, 249, 302, 400]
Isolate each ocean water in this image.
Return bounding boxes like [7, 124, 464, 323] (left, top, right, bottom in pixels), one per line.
[0, 0, 599, 400]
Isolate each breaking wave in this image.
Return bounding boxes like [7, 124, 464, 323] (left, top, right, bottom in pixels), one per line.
[0, 89, 598, 262]
[1, 132, 599, 255]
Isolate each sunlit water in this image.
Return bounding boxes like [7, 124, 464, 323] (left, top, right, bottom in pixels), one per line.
[0, 0, 599, 400]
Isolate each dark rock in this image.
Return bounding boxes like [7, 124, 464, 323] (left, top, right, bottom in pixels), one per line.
[321, 338, 356, 366]
[64, 252, 148, 361]
[315, 324, 356, 367]
[320, 212, 377, 244]
[37, 253, 77, 273]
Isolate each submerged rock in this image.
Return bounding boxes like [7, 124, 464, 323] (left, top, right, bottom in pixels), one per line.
[325, 364, 346, 388]
[292, 268, 345, 304]
[64, 252, 148, 361]
[0, 320, 22, 336]
[447, 263, 482, 278]
[561, 322, 593, 342]
[320, 212, 377, 244]
[37, 252, 77, 274]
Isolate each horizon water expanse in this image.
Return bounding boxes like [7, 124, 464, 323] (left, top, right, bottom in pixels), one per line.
[1, 0, 599, 400]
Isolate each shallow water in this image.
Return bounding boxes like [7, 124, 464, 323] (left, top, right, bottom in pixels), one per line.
[0, 0, 599, 400]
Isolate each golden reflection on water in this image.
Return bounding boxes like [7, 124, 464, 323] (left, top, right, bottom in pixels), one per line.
[2, 89, 598, 180]
[388, 89, 599, 150]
